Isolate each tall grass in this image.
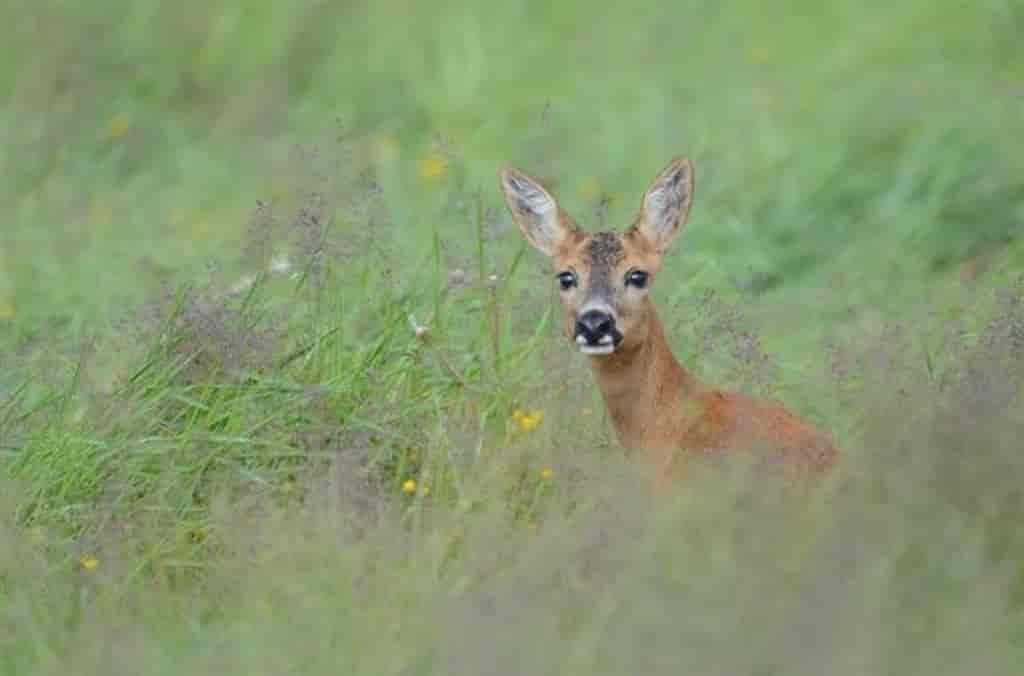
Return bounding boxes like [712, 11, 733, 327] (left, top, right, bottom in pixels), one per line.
[2, 0, 1023, 673]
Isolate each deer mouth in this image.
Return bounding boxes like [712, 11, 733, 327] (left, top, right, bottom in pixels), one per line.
[575, 333, 619, 356]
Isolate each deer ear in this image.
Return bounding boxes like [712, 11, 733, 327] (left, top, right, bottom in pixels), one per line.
[635, 157, 694, 253]
[500, 166, 576, 256]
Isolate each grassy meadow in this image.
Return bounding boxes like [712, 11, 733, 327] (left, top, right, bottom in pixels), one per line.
[2, 0, 1023, 673]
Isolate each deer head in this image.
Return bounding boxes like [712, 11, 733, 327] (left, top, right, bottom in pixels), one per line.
[500, 157, 694, 357]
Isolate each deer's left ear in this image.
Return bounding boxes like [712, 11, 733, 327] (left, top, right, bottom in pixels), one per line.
[634, 157, 694, 253]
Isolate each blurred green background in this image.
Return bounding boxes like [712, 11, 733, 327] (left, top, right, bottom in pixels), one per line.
[2, 0, 1021, 350]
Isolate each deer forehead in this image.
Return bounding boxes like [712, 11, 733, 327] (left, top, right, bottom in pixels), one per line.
[582, 232, 626, 267]
[557, 231, 658, 277]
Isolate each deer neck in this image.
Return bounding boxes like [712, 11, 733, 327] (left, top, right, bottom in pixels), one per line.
[587, 305, 695, 450]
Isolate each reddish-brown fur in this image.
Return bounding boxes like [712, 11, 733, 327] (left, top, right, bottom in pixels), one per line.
[589, 302, 836, 490]
[500, 156, 838, 492]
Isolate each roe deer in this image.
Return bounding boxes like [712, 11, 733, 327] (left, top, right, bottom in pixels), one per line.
[500, 157, 838, 490]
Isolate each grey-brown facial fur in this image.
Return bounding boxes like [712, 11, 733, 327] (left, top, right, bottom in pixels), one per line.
[581, 232, 626, 308]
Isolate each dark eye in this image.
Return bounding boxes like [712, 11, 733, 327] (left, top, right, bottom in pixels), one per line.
[626, 270, 649, 289]
[556, 271, 577, 291]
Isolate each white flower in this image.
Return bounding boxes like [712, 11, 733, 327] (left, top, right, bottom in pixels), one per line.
[270, 255, 293, 275]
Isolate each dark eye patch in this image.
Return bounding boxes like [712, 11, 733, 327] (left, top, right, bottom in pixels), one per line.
[626, 270, 649, 288]
[556, 271, 577, 290]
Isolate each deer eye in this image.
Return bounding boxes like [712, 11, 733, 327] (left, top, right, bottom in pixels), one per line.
[556, 271, 577, 291]
[626, 270, 649, 289]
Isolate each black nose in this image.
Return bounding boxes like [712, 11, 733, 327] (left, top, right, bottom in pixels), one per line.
[576, 310, 615, 343]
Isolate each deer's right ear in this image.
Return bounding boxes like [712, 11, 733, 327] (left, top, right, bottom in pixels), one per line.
[500, 166, 575, 256]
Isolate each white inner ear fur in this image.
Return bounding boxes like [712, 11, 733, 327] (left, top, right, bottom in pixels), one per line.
[502, 169, 567, 255]
[645, 184, 679, 224]
[641, 160, 692, 251]
[507, 174, 554, 218]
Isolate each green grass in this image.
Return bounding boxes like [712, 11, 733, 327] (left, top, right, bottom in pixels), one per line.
[2, 0, 1024, 673]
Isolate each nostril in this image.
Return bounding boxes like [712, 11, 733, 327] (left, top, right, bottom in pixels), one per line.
[578, 310, 614, 338]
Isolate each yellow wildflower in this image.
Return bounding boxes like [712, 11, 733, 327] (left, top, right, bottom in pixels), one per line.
[108, 113, 131, 139]
[579, 176, 602, 200]
[417, 153, 449, 182]
[540, 467, 554, 480]
[0, 301, 15, 320]
[513, 409, 544, 432]
[80, 555, 99, 571]
[402, 478, 417, 494]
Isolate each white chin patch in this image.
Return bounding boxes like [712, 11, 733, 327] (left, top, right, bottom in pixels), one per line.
[576, 333, 617, 355]
[575, 334, 616, 355]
